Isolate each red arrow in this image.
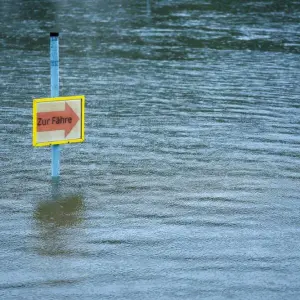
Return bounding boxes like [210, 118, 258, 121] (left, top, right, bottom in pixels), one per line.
[37, 103, 79, 137]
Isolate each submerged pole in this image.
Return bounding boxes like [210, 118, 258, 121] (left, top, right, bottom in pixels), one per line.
[147, 0, 151, 15]
[50, 32, 60, 178]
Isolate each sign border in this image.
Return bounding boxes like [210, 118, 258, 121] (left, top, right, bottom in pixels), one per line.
[32, 95, 85, 147]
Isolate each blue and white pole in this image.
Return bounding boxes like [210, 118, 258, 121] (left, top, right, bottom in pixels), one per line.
[50, 32, 60, 178]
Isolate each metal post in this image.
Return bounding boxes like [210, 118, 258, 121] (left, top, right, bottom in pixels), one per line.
[50, 32, 60, 178]
[147, 0, 151, 15]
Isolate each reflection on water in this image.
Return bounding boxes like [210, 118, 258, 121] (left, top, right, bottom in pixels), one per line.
[33, 193, 84, 256]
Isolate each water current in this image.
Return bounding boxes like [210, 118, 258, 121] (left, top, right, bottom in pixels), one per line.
[1, 0, 300, 299]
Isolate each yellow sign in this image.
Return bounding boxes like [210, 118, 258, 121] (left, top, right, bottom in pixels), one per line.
[33, 95, 85, 147]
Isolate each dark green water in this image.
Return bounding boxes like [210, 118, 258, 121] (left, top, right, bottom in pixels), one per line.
[1, 0, 300, 299]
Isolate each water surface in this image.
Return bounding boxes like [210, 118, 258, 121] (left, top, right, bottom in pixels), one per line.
[1, 0, 300, 299]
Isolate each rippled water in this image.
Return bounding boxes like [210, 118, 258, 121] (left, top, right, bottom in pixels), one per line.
[1, 0, 300, 299]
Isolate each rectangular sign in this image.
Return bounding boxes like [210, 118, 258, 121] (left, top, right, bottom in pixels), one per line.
[33, 95, 85, 147]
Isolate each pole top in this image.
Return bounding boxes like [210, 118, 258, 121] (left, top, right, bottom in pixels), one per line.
[50, 32, 59, 37]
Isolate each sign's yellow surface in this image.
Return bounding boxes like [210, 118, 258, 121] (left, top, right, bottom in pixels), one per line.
[32, 95, 85, 147]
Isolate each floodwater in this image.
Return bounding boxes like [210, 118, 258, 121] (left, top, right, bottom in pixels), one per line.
[1, 0, 300, 299]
